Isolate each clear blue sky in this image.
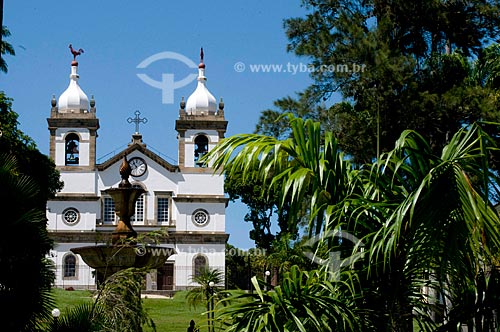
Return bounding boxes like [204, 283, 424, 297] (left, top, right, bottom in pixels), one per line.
[2, 1, 312, 249]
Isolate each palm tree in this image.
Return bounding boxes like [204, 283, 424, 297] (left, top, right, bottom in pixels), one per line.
[208, 114, 359, 237]
[469, 43, 500, 89]
[217, 266, 361, 332]
[354, 124, 500, 330]
[1, 26, 15, 73]
[46, 303, 106, 332]
[206, 114, 500, 331]
[95, 267, 156, 332]
[45, 268, 156, 332]
[186, 267, 224, 332]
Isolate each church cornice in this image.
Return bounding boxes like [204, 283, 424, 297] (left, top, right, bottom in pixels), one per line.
[170, 231, 229, 244]
[47, 113, 99, 129]
[96, 143, 179, 173]
[49, 230, 229, 244]
[57, 166, 98, 172]
[47, 117, 100, 130]
[175, 118, 227, 133]
[173, 194, 228, 204]
[51, 194, 100, 201]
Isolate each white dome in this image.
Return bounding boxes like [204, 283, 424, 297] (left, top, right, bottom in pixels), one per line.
[58, 64, 89, 113]
[185, 66, 217, 115]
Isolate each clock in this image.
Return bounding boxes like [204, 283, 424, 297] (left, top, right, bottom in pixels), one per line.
[129, 157, 147, 177]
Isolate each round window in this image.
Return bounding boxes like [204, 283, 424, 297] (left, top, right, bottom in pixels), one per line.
[192, 209, 210, 226]
[62, 208, 80, 225]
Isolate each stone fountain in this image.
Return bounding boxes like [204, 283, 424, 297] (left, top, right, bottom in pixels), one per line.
[71, 155, 175, 284]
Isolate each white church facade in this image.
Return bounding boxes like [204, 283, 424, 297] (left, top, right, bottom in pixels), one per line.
[46, 49, 228, 291]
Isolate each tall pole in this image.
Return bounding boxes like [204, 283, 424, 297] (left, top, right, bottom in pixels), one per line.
[247, 254, 252, 292]
[375, 87, 380, 202]
[377, 99, 380, 162]
[208, 282, 215, 332]
[373, 84, 380, 163]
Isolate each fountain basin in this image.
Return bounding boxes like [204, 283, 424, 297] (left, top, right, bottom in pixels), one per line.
[71, 244, 176, 283]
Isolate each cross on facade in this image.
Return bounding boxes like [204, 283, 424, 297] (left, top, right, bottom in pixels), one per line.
[127, 110, 148, 134]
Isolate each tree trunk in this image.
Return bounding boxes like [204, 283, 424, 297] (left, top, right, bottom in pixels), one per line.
[390, 251, 413, 332]
[391, 295, 413, 332]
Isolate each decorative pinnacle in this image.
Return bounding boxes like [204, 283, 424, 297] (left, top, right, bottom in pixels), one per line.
[218, 97, 224, 110]
[119, 155, 132, 188]
[199, 47, 205, 69]
[180, 96, 186, 110]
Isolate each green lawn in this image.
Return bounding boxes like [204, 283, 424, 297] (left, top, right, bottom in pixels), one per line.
[52, 288, 205, 332]
[142, 293, 205, 332]
[52, 288, 94, 310]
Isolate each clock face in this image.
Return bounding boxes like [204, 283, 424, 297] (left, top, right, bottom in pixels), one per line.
[129, 157, 147, 177]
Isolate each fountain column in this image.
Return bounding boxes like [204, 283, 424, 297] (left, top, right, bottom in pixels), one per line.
[71, 155, 175, 284]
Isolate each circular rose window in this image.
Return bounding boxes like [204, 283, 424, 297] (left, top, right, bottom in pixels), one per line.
[192, 209, 210, 226]
[62, 208, 80, 225]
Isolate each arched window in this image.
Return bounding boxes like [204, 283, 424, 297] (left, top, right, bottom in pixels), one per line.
[194, 135, 209, 168]
[65, 133, 80, 165]
[63, 254, 76, 278]
[193, 254, 208, 278]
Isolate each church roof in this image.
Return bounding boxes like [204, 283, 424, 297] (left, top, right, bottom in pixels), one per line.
[96, 140, 179, 173]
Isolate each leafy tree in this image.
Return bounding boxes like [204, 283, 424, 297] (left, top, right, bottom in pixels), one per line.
[0, 92, 63, 205]
[0, 26, 15, 73]
[0, 153, 56, 331]
[225, 171, 294, 251]
[225, 246, 273, 291]
[0, 93, 62, 331]
[225, 243, 249, 290]
[256, 0, 500, 164]
[207, 115, 500, 331]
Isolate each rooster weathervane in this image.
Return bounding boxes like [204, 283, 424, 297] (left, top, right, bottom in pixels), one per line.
[69, 44, 84, 61]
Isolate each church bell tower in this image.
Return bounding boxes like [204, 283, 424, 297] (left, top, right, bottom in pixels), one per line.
[175, 48, 227, 171]
[47, 45, 99, 170]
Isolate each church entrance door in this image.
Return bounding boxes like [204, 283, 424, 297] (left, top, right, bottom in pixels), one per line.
[157, 263, 174, 290]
